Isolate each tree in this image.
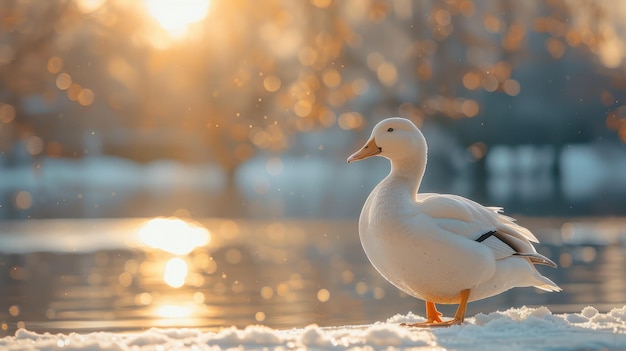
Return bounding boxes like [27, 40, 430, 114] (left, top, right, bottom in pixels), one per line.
[2, 0, 626, 217]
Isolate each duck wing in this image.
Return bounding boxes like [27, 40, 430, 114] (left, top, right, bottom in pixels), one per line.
[416, 193, 556, 267]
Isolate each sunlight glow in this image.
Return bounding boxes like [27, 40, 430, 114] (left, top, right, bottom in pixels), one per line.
[78, 0, 106, 12]
[143, 0, 211, 38]
[155, 304, 193, 318]
[164, 257, 188, 288]
[138, 217, 210, 255]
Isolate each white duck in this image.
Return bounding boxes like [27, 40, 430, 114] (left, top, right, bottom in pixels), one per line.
[347, 117, 561, 326]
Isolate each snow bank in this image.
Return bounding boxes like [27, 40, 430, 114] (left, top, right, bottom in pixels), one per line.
[1, 306, 624, 351]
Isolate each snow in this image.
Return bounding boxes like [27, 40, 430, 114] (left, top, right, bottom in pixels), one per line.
[2, 306, 625, 350]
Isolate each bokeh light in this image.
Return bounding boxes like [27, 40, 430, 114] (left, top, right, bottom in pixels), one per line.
[55, 73, 72, 90]
[14, 191, 33, 210]
[316, 288, 330, 302]
[0, 104, 16, 123]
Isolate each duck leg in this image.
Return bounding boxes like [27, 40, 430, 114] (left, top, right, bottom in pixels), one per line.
[435, 289, 470, 326]
[425, 301, 443, 323]
[402, 289, 471, 327]
[400, 301, 443, 327]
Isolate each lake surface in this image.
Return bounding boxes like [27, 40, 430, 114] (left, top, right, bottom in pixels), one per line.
[0, 217, 625, 337]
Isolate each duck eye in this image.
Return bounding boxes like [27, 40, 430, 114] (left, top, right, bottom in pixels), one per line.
[387, 128, 394, 132]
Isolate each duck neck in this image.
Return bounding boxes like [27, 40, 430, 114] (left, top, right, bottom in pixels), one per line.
[389, 154, 426, 195]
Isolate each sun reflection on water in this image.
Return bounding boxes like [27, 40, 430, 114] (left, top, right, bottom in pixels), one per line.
[155, 304, 193, 319]
[164, 258, 188, 288]
[138, 217, 210, 255]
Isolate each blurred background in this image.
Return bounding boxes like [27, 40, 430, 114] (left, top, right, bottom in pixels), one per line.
[1, 0, 626, 336]
[1, 0, 626, 219]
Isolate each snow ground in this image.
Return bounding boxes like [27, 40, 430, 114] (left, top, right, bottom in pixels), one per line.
[2, 306, 624, 351]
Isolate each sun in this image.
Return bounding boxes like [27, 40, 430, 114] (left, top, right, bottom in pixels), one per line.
[143, 0, 211, 38]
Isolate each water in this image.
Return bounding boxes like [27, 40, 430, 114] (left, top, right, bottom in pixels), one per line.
[0, 217, 624, 337]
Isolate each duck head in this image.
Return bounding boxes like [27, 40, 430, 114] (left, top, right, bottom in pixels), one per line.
[347, 117, 427, 163]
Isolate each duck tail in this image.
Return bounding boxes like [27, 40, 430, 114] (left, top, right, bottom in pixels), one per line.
[534, 275, 562, 292]
[513, 252, 558, 268]
[527, 263, 562, 292]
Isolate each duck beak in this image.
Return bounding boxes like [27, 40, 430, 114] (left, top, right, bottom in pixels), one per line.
[347, 138, 381, 163]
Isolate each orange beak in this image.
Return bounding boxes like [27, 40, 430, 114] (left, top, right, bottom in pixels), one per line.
[347, 138, 381, 163]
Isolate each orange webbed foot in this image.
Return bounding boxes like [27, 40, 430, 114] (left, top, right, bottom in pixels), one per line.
[401, 290, 471, 328]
